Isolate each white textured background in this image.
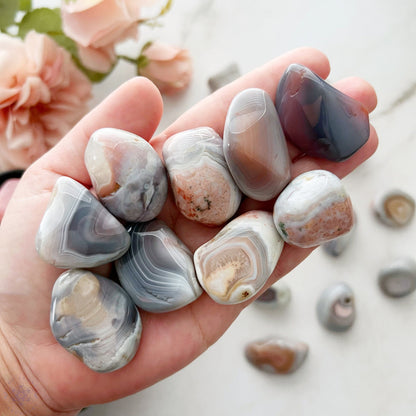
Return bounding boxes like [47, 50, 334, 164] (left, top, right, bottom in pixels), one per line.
[35, 0, 416, 414]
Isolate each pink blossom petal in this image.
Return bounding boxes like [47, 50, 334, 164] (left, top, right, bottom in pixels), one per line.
[77, 44, 116, 72]
[62, 0, 141, 47]
[143, 41, 182, 61]
[0, 31, 91, 171]
[62, 0, 104, 13]
[140, 42, 192, 94]
[14, 77, 51, 109]
[0, 88, 20, 109]
[0, 36, 26, 84]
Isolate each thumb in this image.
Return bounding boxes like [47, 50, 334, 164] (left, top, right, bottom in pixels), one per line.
[35, 76, 163, 188]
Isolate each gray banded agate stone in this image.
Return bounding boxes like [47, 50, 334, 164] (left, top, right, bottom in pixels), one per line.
[85, 128, 168, 223]
[116, 220, 202, 313]
[224, 88, 290, 201]
[36, 176, 130, 268]
[378, 258, 416, 298]
[50, 269, 142, 373]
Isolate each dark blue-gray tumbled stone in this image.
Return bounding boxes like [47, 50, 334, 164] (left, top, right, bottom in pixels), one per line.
[275, 63, 370, 161]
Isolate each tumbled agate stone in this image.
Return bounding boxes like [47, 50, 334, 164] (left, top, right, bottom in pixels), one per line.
[116, 220, 202, 313]
[273, 170, 354, 248]
[36, 177, 130, 268]
[194, 211, 284, 304]
[322, 212, 356, 257]
[275, 64, 370, 161]
[50, 269, 142, 373]
[316, 282, 355, 332]
[223, 88, 291, 201]
[208, 62, 241, 92]
[255, 281, 291, 309]
[85, 128, 168, 222]
[245, 336, 308, 374]
[373, 189, 415, 227]
[378, 258, 416, 298]
[162, 127, 242, 226]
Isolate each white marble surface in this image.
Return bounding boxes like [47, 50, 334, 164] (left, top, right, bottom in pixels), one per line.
[43, 0, 416, 414]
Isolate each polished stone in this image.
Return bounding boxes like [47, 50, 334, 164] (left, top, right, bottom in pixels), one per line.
[85, 128, 168, 223]
[194, 211, 284, 304]
[275, 64, 370, 161]
[373, 189, 415, 227]
[322, 212, 357, 257]
[224, 88, 291, 201]
[36, 177, 130, 268]
[316, 282, 355, 332]
[254, 281, 291, 309]
[116, 220, 202, 313]
[162, 127, 242, 226]
[50, 269, 142, 373]
[208, 62, 241, 92]
[245, 336, 308, 374]
[273, 170, 354, 248]
[378, 258, 416, 298]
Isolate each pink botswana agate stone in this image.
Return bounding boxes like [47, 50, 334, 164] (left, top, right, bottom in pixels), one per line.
[162, 127, 242, 226]
[275, 64, 370, 162]
[273, 170, 354, 248]
[84, 128, 167, 223]
[223, 88, 291, 201]
[245, 336, 308, 374]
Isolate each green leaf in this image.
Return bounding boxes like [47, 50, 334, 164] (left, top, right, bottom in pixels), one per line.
[0, 0, 19, 30]
[19, 0, 31, 12]
[16, 6, 112, 83]
[49, 33, 78, 57]
[18, 7, 62, 38]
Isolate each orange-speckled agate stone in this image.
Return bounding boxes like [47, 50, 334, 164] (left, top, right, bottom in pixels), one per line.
[162, 127, 242, 226]
[245, 337, 308, 374]
[273, 170, 354, 248]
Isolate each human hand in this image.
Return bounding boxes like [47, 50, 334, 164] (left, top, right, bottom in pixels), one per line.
[0, 47, 378, 415]
[0, 178, 20, 222]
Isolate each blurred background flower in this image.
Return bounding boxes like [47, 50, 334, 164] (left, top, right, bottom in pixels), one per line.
[0, 0, 192, 173]
[61, 0, 143, 72]
[0, 30, 91, 171]
[138, 41, 192, 95]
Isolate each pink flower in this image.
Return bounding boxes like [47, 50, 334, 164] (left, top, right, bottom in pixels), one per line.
[61, 0, 144, 72]
[0, 31, 91, 171]
[139, 41, 192, 94]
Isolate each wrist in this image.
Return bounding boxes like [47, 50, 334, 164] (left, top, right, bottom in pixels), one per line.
[0, 324, 79, 416]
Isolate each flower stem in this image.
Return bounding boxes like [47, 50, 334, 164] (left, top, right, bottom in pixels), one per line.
[118, 55, 137, 64]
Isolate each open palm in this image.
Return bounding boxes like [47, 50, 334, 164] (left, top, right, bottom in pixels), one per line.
[0, 48, 378, 415]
